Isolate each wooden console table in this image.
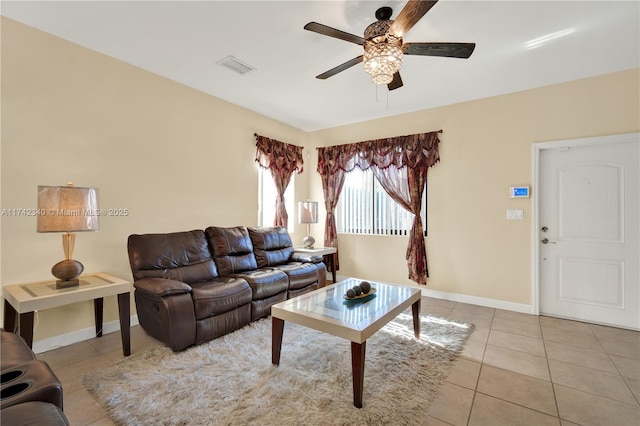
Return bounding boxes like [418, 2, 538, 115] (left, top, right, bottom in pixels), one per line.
[2, 272, 132, 356]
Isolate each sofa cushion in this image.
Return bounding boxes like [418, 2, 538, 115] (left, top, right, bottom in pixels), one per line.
[128, 230, 218, 284]
[206, 226, 258, 275]
[189, 277, 252, 320]
[272, 262, 319, 290]
[250, 292, 287, 322]
[248, 227, 294, 268]
[233, 269, 289, 300]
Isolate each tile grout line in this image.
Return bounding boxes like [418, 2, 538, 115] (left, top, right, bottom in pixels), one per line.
[588, 323, 640, 407]
[540, 321, 563, 423]
[465, 307, 496, 426]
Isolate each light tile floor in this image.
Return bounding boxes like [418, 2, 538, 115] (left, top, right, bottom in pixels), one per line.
[35, 296, 640, 425]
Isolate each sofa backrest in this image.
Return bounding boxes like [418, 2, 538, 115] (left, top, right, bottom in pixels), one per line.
[205, 226, 258, 275]
[127, 230, 219, 284]
[248, 227, 294, 268]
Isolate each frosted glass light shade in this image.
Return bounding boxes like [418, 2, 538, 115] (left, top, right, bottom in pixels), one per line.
[363, 41, 403, 85]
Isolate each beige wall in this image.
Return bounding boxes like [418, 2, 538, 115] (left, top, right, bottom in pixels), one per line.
[1, 18, 639, 343]
[0, 18, 310, 340]
[308, 68, 639, 305]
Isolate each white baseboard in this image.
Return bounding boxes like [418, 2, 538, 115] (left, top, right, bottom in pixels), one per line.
[30, 286, 533, 353]
[32, 315, 139, 354]
[335, 274, 535, 314]
[420, 288, 535, 314]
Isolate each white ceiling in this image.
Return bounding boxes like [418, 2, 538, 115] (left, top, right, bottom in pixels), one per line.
[2, 1, 639, 132]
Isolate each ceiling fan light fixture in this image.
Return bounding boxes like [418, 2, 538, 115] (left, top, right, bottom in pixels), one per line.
[363, 41, 403, 85]
[305, 2, 475, 89]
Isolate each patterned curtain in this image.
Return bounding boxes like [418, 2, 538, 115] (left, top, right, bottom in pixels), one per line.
[319, 167, 346, 270]
[316, 131, 441, 284]
[370, 164, 429, 283]
[255, 134, 304, 227]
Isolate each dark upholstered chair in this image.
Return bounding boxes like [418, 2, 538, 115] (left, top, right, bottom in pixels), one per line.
[1, 330, 68, 425]
[128, 230, 252, 352]
[127, 226, 326, 351]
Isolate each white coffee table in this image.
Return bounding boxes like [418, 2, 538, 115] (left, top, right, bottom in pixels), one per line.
[271, 278, 421, 408]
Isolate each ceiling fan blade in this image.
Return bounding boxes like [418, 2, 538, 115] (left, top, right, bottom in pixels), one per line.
[404, 42, 476, 58]
[304, 22, 365, 45]
[316, 56, 364, 79]
[389, 1, 439, 38]
[388, 72, 403, 91]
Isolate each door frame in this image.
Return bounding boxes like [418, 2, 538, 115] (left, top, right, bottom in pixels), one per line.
[532, 132, 639, 317]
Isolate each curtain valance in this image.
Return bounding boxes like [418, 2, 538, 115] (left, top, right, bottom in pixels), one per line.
[317, 131, 441, 175]
[254, 134, 303, 227]
[316, 130, 442, 285]
[255, 134, 304, 174]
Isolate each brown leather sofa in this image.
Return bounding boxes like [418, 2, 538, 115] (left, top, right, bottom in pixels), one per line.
[1, 330, 69, 426]
[128, 226, 326, 351]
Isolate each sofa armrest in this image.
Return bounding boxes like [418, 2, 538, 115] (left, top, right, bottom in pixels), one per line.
[290, 252, 323, 263]
[133, 278, 192, 297]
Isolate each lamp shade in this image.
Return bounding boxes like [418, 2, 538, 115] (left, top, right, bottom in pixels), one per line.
[298, 201, 318, 224]
[37, 185, 99, 233]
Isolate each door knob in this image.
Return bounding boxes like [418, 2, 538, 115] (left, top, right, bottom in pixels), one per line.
[541, 238, 556, 244]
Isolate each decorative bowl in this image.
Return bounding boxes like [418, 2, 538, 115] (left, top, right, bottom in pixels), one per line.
[344, 287, 376, 301]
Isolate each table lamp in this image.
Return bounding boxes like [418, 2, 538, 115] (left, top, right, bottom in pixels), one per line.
[298, 200, 318, 248]
[37, 183, 99, 288]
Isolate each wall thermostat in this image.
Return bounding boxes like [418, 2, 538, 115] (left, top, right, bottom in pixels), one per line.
[510, 186, 530, 198]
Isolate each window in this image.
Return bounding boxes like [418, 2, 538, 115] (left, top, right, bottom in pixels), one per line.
[258, 167, 294, 232]
[336, 168, 426, 236]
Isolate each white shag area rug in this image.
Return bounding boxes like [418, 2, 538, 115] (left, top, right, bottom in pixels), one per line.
[84, 312, 473, 426]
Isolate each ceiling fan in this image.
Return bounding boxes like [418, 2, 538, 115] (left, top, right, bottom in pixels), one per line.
[304, 0, 475, 90]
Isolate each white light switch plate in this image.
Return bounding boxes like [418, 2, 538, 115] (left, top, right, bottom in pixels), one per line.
[507, 209, 524, 220]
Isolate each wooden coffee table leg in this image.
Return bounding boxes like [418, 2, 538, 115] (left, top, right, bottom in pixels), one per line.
[272, 317, 285, 365]
[351, 340, 366, 408]
[412, 298, 421, 339]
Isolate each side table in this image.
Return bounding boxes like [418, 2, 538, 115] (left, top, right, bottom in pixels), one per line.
[294, 246, 338, 283]
[2, 272, 132, 356]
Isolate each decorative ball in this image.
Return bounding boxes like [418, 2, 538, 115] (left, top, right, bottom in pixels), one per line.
[346, 289, 356, 298]
[352, 285, 362, 296]
[360, 281, 371, 294]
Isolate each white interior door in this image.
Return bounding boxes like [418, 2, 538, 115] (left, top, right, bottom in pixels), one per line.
[539, 134, 639, 330]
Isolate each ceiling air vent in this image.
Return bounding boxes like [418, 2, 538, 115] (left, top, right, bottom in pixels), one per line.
[217, 56, 256, 75]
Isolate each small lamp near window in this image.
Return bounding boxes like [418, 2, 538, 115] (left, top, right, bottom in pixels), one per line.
[298, 200, 318, 248]
[37, 183, 99, 289]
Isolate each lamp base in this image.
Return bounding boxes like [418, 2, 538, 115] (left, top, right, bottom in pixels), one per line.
[51, 259, 83, 289]
[56, 278, 80, 289]
[302, 235, 315, 249]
